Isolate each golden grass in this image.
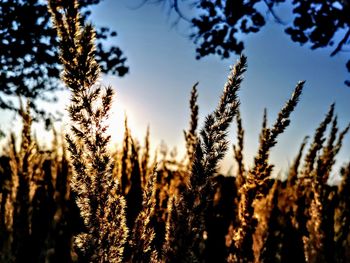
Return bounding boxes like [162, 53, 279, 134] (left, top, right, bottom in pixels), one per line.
[0, 1, 349, 262]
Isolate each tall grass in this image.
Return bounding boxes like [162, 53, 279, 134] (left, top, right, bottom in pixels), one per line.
[49, 1, 128, 261]
[0, 1, 349, 262]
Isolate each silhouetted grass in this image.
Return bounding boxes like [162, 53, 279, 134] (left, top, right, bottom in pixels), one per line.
[0, 1, 349, 262]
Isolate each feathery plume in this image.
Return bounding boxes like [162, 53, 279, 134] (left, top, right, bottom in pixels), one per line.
[48, 1, 128, 261]
[130, 168, 159, 262]
[184, 82, 199, 168]
[231, 81, 304, 262]
[233, 108, 245, 188]
[164, 55, 247, 262]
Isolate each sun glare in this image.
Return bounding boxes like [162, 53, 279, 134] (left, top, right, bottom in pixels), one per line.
[107, 97, 142, 148]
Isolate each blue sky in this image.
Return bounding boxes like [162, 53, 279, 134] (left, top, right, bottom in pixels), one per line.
[1, 0, 349, 177]
[87, 0, 350, 176]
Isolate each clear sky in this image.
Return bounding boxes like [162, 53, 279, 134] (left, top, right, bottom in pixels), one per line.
[88, 0, 350, 176]
[1, 0, 349, 177]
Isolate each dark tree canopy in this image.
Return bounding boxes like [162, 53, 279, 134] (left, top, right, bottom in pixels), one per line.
[150, 0, 350, 86]
[191, 0, 284, 59]
[0, 0, 128, 119]
[285, 0, 350, 86]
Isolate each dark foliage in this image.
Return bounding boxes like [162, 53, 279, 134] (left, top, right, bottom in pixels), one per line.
[149, 0, 350, 86]
[0, 0, 128, 120]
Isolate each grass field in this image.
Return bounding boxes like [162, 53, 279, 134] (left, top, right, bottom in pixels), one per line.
[1, 1, 350, 262]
